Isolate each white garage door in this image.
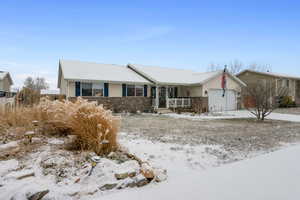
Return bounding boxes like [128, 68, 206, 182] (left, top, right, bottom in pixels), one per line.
[208, 89, 237, 112]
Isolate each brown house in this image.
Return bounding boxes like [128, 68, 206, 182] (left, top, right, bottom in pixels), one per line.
[237, 70, 300, 106]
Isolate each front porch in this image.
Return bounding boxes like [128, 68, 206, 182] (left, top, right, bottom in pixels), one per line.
[151, 85, 192, 109]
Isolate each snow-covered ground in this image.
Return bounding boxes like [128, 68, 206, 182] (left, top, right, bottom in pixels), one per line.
[1, 111, 299, 199]
[165, 110, 300, 122]
[98, 144, 300, 200]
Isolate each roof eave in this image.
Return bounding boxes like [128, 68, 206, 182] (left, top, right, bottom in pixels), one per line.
[64, 78, 151, 85]
[127, 64, 158, 84]
[237, 69, 300, 81]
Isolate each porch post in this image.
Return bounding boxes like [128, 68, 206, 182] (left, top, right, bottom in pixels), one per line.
[155, 85, 159, 109]
[166, 86, 169, 108]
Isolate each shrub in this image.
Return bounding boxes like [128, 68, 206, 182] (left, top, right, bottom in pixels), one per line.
[0, 97, 120, 155]
[280, 96, 295, 108]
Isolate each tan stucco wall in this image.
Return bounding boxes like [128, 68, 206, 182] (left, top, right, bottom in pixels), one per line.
[0, 76, 11, 92]
[62, 81, 151, 98]
[59, 73, 67, 95]
[176, 86, 202, 97]
[202, 74, 242, 96]
[109, 83, 122, 97]
[69, 81, 75, 97]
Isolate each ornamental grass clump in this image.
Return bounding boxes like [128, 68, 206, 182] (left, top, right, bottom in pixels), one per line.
[0, 97, 120, 155]
[67, 99, 119, 155]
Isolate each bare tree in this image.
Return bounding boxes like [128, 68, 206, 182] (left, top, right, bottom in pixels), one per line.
[243, 80, 288, 120]
[248, 63, 272, 72]
[228, 59, 243, 74]
[207, 59, 243, 74]
[207, 62, 222, 72]
[207, 60, 272, 74]
[24, 76, 49, 92]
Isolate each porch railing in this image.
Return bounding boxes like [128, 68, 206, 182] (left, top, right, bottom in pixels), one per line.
[168, 98, 191, 108]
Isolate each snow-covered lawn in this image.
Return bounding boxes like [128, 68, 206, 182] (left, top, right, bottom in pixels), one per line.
[165, 110, 300, 122]
[1, 113, 300, 199]
[100, 144, 300, 200]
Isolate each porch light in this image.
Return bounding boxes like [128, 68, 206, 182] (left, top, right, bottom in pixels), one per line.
[205, 90, 208, 95]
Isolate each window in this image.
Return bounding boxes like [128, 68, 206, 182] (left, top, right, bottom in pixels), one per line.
[93, 83, 104, 96]
[126, 85, 144, 96]
[135, 85, 144, 96]
[282, 79, 290, 88]
[168, 87, 178, 98]
[127, 85, 135, 96]
[82, 83, 92, 96]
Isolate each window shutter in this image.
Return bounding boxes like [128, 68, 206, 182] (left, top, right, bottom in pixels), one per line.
[174, 87, 178, 98]
[144, 85, 148, 97]
[122, 84, 127, 97]
[75, 82, 81, 97]
[104, 83, 109, 97]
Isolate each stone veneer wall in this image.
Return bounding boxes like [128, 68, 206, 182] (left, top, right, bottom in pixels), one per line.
[69, 97, 153, 113]
[296, 81, 300, 106]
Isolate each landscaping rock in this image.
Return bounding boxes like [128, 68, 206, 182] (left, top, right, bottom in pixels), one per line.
[27, 189, 49, 200]
[154, 168, 168, 182]
[99, 183, 118, 191]
[117, 178, 137, 189]
[140, 163, 155, 180]
[134, 174, 149, 187]
[108, 151, 130, 163]
[17, 172, 35, 180]
[115, 172, 129, 180]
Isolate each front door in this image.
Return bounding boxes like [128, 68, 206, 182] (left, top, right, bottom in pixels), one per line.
[159, 87, 166, 108]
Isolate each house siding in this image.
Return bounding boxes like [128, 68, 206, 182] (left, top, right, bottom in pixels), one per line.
[109, 83, 122, 97]
[63, 81, 152, 98]
[0, 76, 11, 92]
[238, 71, 298, 101]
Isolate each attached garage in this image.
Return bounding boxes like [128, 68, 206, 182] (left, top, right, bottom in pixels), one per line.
[208, 90, 237, 112]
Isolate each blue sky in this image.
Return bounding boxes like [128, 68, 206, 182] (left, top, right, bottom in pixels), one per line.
[1, 0, 300, 89]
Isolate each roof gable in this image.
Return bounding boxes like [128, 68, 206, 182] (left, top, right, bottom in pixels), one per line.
[58, 60, 150, 87]
[0, 71, 13, 85]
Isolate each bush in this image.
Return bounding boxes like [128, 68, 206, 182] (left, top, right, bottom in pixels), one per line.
[0, 97, 120, 155]
[280, 96, 296, 108]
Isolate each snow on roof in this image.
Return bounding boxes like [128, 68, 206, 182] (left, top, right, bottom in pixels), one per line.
[128, 64, 246, 86]
[0, 71, 8, 80]
[59, 60, 151, 86]
[238, 69, 300, 80]
[128, 64, 224, 85]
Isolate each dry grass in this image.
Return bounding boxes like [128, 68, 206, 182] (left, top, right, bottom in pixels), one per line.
[0, 97, 120, 155]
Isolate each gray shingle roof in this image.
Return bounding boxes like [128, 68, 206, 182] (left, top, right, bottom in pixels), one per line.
[58, 60, 151, 87]
[237, 70, 300, 80]
[128, 64, 246, 86]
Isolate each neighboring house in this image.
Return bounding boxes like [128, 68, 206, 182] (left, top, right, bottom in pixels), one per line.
[237, 70, 300, 106]
[0, 71, 13, 97]
[58, 60, 246, 112]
